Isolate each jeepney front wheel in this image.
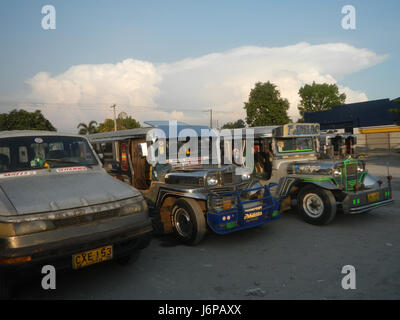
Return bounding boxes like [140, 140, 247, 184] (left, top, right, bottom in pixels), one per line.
[171, 198, 207, 245]
[297, 185, 336, 225]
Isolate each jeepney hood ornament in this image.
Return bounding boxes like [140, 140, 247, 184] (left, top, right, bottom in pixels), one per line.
[0, 170, 140, 216]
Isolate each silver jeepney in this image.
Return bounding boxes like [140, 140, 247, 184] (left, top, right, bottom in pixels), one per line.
[230, 123, 393, 225]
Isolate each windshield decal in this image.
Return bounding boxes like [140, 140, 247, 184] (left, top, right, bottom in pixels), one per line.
[0, 171, 37, 178]
[55, 167, 88, 173]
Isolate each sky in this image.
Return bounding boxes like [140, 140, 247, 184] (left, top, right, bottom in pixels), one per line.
[0, 0, 399, 132]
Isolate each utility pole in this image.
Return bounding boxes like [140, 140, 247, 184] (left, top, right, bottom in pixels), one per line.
[110, 104, 119, 160]
[203, 108, 213, 128]
[111, 104, 117, 131]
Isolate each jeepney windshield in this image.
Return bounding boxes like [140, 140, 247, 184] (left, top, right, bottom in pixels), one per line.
[0, 135, 99, 173]
[275, 137, 314, 154]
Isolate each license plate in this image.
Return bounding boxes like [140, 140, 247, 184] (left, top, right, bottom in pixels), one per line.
[72, 245, 113, 270]
[367, 192, 380, 203]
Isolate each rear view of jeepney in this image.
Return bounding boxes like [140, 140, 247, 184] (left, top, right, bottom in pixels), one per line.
[0, 131, 152, 299]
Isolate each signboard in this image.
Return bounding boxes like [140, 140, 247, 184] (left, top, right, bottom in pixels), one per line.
[273, 123, 320, 137]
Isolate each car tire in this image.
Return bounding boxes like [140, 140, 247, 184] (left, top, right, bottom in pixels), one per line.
[297, 185, 337, 225]
[171, 198, 207, 245]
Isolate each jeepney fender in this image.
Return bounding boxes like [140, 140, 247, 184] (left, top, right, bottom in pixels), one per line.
[152, 186, 207, 234]
[155, 186, 208, 210]
[277, 176, 338, 199]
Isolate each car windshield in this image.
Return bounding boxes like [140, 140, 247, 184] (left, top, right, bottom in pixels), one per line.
[276, 137, 314, 153]
[0, 135, 99, 173]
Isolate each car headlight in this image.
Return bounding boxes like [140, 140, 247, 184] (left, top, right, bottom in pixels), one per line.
[13, 220, 55, 236]
[241, 173, 251, 181]
[120, 200, 148, 216]
[207, 175, 218, 186]
[0, 223, 16, 237]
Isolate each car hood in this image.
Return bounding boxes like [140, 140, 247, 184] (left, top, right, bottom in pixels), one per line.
[0, 170, 140, 216]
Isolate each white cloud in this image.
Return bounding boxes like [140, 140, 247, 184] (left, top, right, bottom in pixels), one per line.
[25, 42, 387, 131]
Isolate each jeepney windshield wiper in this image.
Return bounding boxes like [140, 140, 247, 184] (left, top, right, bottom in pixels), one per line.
[44, 158, 93, 169]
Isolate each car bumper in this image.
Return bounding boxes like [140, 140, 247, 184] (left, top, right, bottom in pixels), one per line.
[0, 212, 153, 274]
[341, 186, 394, 214]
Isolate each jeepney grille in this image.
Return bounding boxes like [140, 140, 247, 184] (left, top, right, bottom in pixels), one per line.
[209, 182, 248, 195]
[342, 161, 359, 191]
[53, 208, 121, 228]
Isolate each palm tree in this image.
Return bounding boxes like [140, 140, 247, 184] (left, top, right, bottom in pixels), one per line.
[77, 121, 98, 135]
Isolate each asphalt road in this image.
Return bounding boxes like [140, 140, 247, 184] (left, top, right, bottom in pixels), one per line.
[14, 155, 400, 300]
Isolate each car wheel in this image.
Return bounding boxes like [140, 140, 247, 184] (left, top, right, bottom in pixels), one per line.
[297, 185, 337, 225]
[171, 198, 207, 245]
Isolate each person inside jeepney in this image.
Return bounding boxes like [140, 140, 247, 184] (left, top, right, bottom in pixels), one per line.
[254, 142, 272, 180]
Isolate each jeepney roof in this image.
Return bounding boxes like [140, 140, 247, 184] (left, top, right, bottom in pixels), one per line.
[223, 126, 278, 139]
[88, 121, 213, 143]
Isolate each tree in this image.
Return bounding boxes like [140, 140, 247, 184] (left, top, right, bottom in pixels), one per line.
[297, 82, 346, 119]
[0, 109, 56, 131]
[221, 119, 246, 129]
[244, 81, 291, 126]
[77, 121, 98, 135]
[97, 115, 140, 133]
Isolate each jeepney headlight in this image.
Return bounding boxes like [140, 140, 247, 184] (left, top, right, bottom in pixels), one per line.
[207, 176, 218, 186]
[333, 169, 341, 177]
[120, 200, 148, 216]
[13, 220, 55, 236]
[241, 173, 251, 181]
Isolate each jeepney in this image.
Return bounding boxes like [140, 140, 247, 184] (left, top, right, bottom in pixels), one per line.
[230, 123, 393, 225]
[319, 130, 357, 159]
[89, 121, 280, 245]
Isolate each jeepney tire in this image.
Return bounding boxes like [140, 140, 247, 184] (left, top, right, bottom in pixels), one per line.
[297, 185, 337, 225]
[171, 198, 207, 246]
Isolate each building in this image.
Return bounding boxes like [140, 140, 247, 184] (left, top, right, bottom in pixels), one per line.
[304, 98, 400, 152]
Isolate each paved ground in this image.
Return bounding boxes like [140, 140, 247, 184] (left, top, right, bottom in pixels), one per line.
[14, 154, 400, 300]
